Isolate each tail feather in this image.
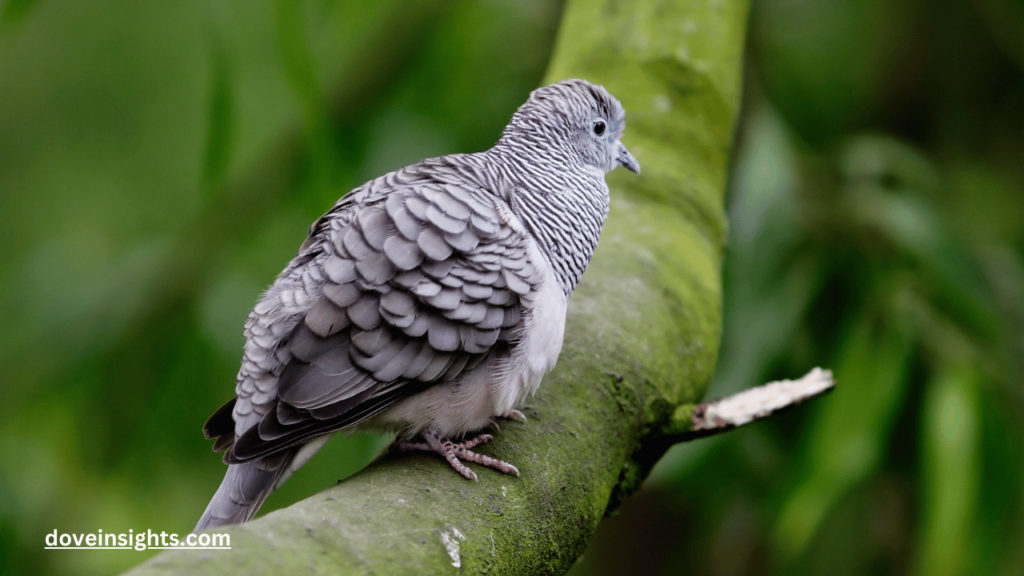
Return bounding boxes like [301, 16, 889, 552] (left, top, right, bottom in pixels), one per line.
[193, 452, 295, 533]
[194, 435, 333, 532]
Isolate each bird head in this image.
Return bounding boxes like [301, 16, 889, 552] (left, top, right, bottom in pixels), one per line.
[501, 79, 641, 176]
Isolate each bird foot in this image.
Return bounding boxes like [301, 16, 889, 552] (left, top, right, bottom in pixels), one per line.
[395, 431, 520, 480]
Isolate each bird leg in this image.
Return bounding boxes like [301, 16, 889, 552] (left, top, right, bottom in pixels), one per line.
[395, 430, 520, 481]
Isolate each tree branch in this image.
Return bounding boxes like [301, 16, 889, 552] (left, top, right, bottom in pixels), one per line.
[124, 0, 756, 573]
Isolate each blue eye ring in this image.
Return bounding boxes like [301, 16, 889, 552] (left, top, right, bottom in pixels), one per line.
[593, 120, 606, 136]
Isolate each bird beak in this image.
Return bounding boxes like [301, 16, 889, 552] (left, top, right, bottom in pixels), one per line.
[617, 142, 641, 174]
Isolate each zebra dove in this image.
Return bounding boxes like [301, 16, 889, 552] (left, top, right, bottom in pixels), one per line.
[195, 78, 640, 531]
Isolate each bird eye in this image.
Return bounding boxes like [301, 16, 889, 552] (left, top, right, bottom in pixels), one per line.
[593, 120, 606, 136]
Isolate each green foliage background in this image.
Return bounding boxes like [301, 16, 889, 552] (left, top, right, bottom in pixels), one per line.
[0, 1, 1020, 575]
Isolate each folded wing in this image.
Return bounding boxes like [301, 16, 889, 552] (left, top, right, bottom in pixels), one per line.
[204, 167, 542, 464]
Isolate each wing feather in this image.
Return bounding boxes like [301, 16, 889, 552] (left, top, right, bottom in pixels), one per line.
[217, 165, 544, 464]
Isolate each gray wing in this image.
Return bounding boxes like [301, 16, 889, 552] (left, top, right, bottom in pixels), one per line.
[205, 165, 541, 464]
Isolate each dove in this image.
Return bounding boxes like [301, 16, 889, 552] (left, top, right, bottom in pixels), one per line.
[195, 78, 640, 531]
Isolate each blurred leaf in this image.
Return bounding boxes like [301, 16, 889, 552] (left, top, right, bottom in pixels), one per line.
[713, 106, 822, 397]
[946, 160, 1024, 245]
[839, 134, 941, 194]
[971, 387, 1024, 575]
[380, 0, 562, 153]
[970, 0, 1024, 71]
[914, 363, 981, 576]
[274, 0, 338, 195]
[715, 252, 823, 397]
[274, 0, 324, 115]
[774, 313, 913, 559]
[0, 0, 35, 26]
[837, 137, 1001, 340]
[752, 0, 913, 143]
[729, 106, 800, 250]
[862, 191, 998, 338]
[201, 25, 235, 192]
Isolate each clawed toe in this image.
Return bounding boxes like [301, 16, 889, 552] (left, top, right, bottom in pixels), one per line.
[394, 431, 519, 480]
[497, 409, 528, 423]
[488, 409, 528, 432]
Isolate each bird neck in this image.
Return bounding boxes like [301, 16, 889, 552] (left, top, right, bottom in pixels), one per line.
[483, 146, 610, 298]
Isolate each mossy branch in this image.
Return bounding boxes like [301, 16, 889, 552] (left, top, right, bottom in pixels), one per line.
[124, 0, 757, 573]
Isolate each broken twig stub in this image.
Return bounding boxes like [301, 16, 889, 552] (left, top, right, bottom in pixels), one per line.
[675, 368, 836, 441]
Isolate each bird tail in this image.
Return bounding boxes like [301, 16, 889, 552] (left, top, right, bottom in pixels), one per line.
[193, 451, 296, 532]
